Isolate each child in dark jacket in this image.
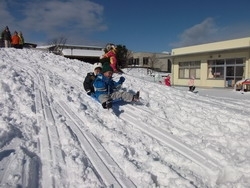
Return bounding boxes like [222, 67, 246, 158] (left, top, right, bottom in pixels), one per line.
[83, 62, 102, 96]
[93, 63, 139, 109]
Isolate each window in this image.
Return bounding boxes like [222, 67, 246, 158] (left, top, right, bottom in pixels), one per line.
[128, 58, 139, 66]
[128, 58, 133, 65]
[208, 58, 244, 80]
[226, 59, 235, 65]
[179, 61, 200, 79]
[236, 58, 243, 64]
[134, 58, 139, 66]
[208, 60, 225, 79]
[143, 57, 149, 65]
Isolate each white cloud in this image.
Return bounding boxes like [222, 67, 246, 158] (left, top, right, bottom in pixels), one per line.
[171, 18, 218, 47]
[22, 0, 106, 31]
[1, 0, 107, 44]
[171, 17, 250, 48]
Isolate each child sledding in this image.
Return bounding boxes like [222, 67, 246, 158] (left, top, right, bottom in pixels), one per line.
[84, 62, 139, 109]
[94, 63, 139, 109]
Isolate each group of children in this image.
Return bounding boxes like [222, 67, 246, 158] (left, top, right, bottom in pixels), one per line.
[162, 76, 195, 92]
[83, 44, 139, 109]
[1, 26, 24, 48]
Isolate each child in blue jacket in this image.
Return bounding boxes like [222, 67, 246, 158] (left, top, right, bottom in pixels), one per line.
[93, 63, 139, 109]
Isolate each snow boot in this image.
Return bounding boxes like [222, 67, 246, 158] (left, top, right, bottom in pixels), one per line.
[133, 91, 140, 101]
[102, 99, 112, 109]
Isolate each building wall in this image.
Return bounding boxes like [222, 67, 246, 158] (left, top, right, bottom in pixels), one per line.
[45, 44, 104, 63]
[130, 52, 171, 72]
[172, 40, 250, 88]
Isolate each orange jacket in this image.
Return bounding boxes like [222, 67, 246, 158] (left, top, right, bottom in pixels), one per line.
[11, 35, 20, 45]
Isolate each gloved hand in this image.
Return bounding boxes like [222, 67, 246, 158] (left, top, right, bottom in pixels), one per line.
[86, 90, 91, 96]
[119, 76, 125, 83]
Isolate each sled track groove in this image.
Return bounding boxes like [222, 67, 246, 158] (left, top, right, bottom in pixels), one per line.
[53, 100, 136, 188]
[114, 104, 222, 183]
[34, 73, 68, 188]
[1, 63, 64, 188]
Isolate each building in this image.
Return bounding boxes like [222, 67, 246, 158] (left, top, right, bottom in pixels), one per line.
[128, 52, 171, 72]
[45, 44, 104, 63]
[171, 37, 250, 88]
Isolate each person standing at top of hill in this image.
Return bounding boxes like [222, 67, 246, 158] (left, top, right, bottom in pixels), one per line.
[1, 26, 11, 48]
[18, 31, 24, 49]
[100, 43, 119, 73]
[11, 31, 20, 48]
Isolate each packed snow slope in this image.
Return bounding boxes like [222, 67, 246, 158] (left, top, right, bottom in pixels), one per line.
[0, 48, 250, 188]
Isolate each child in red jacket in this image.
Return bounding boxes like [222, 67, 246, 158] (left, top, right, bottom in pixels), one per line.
[164, 75, 171, 86]
[100, 44, 118, 72]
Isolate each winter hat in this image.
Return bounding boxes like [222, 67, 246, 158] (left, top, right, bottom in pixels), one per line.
[93, 62, 102, 70]
[102, 62, 113, 73]
[105, 43, 116, 51]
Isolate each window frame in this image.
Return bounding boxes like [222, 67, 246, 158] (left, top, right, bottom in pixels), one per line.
[178, 61, 201, 79]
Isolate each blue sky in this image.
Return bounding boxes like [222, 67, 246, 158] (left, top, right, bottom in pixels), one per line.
[1, 0, 250, 53]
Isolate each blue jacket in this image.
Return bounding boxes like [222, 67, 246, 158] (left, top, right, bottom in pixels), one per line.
[93, 74, 123, 101]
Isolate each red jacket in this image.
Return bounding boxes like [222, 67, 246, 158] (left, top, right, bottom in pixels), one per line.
[164, 76, 171, 86]
[102, 50, 117, 71]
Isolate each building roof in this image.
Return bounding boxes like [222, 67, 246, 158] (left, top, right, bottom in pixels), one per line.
[38, 44, 104, 57]
[171, 37, 250, 56]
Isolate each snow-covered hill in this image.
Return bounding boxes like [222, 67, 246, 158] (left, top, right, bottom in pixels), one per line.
[0, 48, 250, 188]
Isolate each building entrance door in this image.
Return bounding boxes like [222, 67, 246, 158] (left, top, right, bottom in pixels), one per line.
[225, 66, 234, 87]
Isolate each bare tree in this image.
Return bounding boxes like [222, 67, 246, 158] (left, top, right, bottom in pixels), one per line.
[49, 36, 67, 55]
[125, 50, 133, 67]
[148, 53, 158, 70]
